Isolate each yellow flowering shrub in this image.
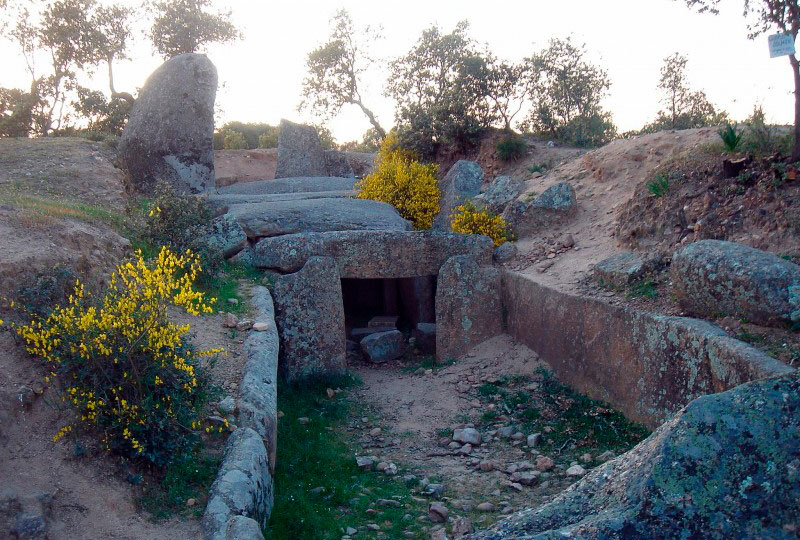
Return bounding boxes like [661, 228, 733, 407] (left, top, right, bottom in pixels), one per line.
[450, 202, 513, 247]
[356, 133, 441, 230]
[12, 247, 221, 467]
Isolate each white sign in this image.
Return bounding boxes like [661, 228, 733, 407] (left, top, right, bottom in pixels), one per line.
[769, 33, 796, 58]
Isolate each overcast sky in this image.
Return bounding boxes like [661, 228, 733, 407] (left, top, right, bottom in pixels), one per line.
[1, 0, 794, 142]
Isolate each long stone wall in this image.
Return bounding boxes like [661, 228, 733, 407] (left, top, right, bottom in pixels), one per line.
[501, 271, 793, 428]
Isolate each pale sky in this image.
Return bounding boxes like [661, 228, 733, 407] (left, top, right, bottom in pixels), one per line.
[1, 0, 795, 142]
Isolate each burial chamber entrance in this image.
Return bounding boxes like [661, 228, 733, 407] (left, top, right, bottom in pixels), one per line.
[341, 276, 437, 352]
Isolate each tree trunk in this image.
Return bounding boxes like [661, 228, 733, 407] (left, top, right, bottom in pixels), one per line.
[791, 54, 800, 161]
[355, 100, 386, 140]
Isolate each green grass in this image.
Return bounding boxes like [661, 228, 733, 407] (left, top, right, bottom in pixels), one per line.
[528, 163, 549, 174]
[627, 280, 658, 299]
[267, 374, 429, 540]
[476, 368, 649, 463]
[138, 450, 221, 520]
[646, 174, 670, 198]
[0, 188, 129, 233]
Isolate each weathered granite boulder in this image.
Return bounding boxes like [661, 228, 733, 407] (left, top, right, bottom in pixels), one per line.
[200, 214, 249, 259]
[274, 120, 327, 178]
[272, 257, 345, 381]
[202, 427, 272, 540]
[413, 323, 436, 355]
[119, 53, 217, 194]
[467, 370, 800, 540]
[251, 231, 494, 277]
[593, 252, 664, 288]
[479, 176, 523, 212]
[360, 330, 406, 363]
[436, 255, 503, 362]
[503, 183, 577, 235]
[227, 198, 412, 239]
[217, 177, 356, 196]
[324, 150, 355, 178]
[434, 160, 484, 230]
[672, 240, 800, 326]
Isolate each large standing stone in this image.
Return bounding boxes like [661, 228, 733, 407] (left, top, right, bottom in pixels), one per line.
[434, 160, 484, 230]
[360, 330, 406, 363]
[119, 53, 217, 194]
[274, 120, 327, 178]
[324, 150, 355, 178]
[467, 371, 800, 540]
[251, 231, 493, 276]
[436, 255, 503, 362]
[272, 257, 345, 381]
[671, 240, 800, 326]
[227, 198, 411, 240]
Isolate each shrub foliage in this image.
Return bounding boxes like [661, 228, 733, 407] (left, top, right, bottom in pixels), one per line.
[355, 134, 441, 230]
[450, 201, 512, 247]
[496, 134, 527, 161]
[12, 248, 219, 467]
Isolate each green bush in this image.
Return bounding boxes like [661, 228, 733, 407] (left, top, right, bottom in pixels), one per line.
[213, 122, 279, 149]
[741, 106, 792, 157]
[223, 130, 248, 150]
[646, 174, 670, 197]
[496, 134, 526, 161]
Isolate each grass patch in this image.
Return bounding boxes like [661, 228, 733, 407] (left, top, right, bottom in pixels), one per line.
[646, 174, 670, 198]
[627, 280, 658, 299]
[528, 163, 549, 174]
[267, 374, 429, 540]
[138, 449, 221, 520]
[0, 189, 128, 233]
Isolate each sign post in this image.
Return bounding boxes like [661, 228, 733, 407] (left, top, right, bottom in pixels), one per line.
[769, 33, 796, 58]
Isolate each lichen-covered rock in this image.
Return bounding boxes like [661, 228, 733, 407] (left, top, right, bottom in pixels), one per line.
[202, 428, 272, 540]
[251, 230, 493, 277]
[272, 257, 345, 381]
[671, 240, 800, 326]
[593, 252, 663, 288]
[324, 150, 355, 178]
[493, 242, 517, 264]
[205, 191, 354, 213]
[227, 198, 411, 240]
[436, 255, 503, 362]
[119, 53, 217, 194]
[467, 371, 800, 540]
[360, 330, 406, 363]
[217, 176, 356, 196]
[225, 516, 265, 540]
[200, 214, 248, 259]
[434, 160, 484, 230]
[274, 120, 327, 178]
[503, 183, 577, 235]
[480, 176, 523, 212]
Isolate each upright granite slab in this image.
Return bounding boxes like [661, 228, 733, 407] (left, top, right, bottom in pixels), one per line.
[436, 255, 503, 362]
[252, 231, 494, 276]
[434, 160, 484, 230]
[274, 119, 327, 178]
[118, 53, 217, 194]
[272, 257, 346, 381]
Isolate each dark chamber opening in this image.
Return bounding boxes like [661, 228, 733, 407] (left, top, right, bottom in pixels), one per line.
[341, 276, 437, 337]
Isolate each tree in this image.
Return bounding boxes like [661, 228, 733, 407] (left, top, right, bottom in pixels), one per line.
[300, 9, 386, 139]
[386, 21, 493, 156]
[682, 0, 800, 159]
[642, 52, 727, 132]
[523, 37, 616, 146]
[0, 87, 39, 136]
[150, 0, 241, 59]
[484, 52, 537, 131]
[5, 0, 134, 135]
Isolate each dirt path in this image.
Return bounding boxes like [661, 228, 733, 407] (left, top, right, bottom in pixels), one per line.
[348, 336, 576, 531]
